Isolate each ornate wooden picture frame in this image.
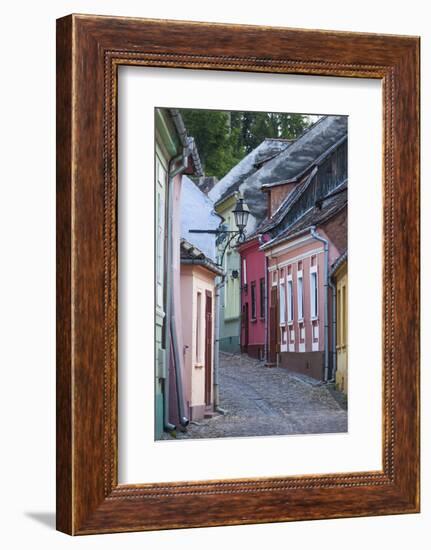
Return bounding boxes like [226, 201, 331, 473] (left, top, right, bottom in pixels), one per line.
[56, 14, 420, 535]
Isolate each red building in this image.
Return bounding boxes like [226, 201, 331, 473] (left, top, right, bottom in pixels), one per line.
[238, 237, 267, 360]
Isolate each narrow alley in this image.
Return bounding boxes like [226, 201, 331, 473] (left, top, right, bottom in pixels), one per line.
[164, 352, 347, 440]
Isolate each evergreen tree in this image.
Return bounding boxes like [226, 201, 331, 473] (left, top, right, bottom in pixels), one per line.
[180, 109, 312, 179]
[180, 109, 245, 179]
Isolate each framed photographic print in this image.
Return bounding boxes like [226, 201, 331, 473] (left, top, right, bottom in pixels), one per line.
[56, 14, 420, 534]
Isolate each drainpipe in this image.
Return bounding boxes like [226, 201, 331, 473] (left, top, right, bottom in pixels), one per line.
[310, 227, 330, 382]
[258, 234, 268, 363]
[163, 149, 190, 430]
[213, 272, 228, 415]
[213, 276, 224, 412]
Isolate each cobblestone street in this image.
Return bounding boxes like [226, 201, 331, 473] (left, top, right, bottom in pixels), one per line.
[165, 352, 347, 440]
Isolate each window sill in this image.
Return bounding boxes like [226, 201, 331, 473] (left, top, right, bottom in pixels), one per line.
[251, 317, 257, 323]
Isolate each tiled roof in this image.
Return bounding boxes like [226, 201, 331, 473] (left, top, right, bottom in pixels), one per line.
[208, 115, 347, 241]
[330, 250, 348, 275]
[257, 167, 318, 235]
[261, 182, 347, 249]
[180, 239, 225, 276]
[210, 138, 292, 207]
[235, 116, 347, 231]
[251, 116, 347, 185]
[168, 109, 203, 177]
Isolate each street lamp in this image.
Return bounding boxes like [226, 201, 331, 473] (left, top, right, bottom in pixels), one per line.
[188, 195, 250, 266]
[232, 198, 249, 234]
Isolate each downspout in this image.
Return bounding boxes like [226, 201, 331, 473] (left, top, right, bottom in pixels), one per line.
[163, 148, 190, 430]
[310, 227, 330, 382]
[258, 234, 269, 363]
[213, 275, 226, 414]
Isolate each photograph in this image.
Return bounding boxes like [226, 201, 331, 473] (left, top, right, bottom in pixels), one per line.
[0, 0, 424, 544]
[155, 107, 348, 440]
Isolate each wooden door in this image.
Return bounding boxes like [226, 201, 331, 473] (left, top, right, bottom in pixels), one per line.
[204, 291, 213, 406]
[241, 302, 249, 352]
[268, 286, 278, 364]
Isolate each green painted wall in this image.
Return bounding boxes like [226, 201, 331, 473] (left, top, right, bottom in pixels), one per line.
[154, 109, 182, 439]
[216, 196, 241, 353]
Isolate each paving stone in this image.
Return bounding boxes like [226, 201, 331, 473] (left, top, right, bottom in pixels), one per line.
[163, 352, 348, 440]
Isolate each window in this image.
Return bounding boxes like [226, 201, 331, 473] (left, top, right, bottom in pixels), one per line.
[287, 279, 293, 322]
[310, 270, 318, 318]
[242, 258, 247, 285]
[196, 292, 202, 362]
[251, 281, 256, 320]
[297, 274, 303, 320]
[259, 278, 265, 318]
[279, 280, 286, 325]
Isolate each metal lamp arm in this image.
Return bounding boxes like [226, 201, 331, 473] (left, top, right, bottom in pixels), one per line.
[219, 231, 241, 267]
[188, 226, 246, 267]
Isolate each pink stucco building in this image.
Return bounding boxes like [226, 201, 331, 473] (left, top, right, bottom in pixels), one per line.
[170, 178, 223, 426]
[180, 240, 223, 420]
[257, 115, 348, 380]
[262, 204, 347, 379]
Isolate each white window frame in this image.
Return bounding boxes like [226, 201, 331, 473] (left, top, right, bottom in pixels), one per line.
[289, 326, 295, 352]
[310, 266, 318, 319]
[287, 275, 294, 324]
[279, 278, 286, 326]
[242, 258, 247, 285]
[297, 270, 303, 321]
[196, 292, 202, 363]
[312, 322, 319, 351]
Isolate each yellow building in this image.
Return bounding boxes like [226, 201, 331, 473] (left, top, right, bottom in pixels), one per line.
[332, 253, 348, 393]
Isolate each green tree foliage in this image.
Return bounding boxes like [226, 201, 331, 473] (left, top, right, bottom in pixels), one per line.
[240, 112, 310, 153]
[180, 110, 244, 179]
[181, 109, 311, 179]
